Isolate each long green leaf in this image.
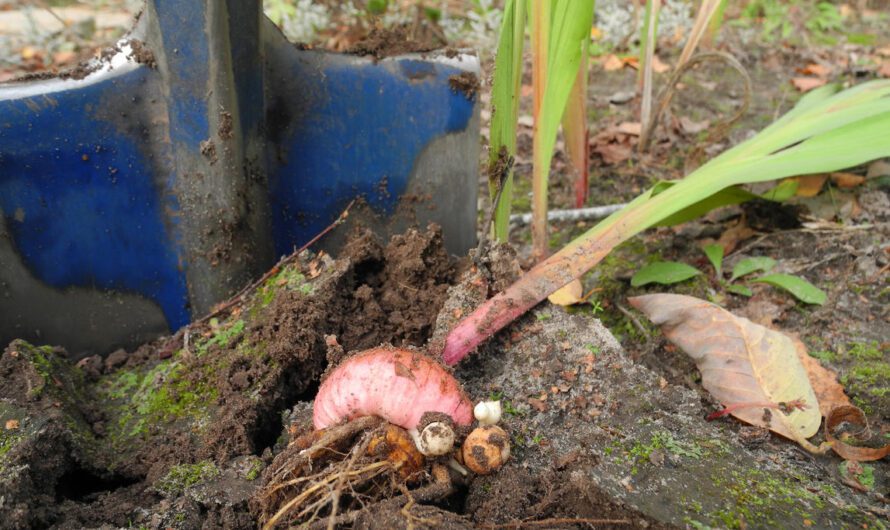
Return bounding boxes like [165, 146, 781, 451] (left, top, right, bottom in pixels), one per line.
[489, 0, 528, 240]
[531, 0, 595, 258]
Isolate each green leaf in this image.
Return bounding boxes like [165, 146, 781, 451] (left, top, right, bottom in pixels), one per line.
[702, 244, 724, 278]
[726, 283, 753, 297]
[760, 178, 798, 201]
[654, 185, 757, 227]
[753, 274, 827, 305]
[531, 0, 595, 238]
[631, 262, 702, 287]
[730, 257, 776, 282]
[367, 0, 388, 14]
[489, 0, 527, 240]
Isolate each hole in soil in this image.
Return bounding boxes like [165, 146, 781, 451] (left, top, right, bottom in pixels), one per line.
[252, 371, 323, 456]
[55, 465, 140, 503]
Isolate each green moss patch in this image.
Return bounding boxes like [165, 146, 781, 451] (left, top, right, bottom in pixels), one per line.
[155, 460, 220, 497]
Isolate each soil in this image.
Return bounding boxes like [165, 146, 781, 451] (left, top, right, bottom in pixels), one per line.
[0, 226, 458, 529]
[127, 39, 157, 69]
[345, 24, 444, 61]
[449, 71, 480, 101]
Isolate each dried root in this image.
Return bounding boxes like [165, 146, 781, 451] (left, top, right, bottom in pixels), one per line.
[254, 417, 455, 529]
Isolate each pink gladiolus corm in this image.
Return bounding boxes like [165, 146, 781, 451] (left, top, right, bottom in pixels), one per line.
[313, 347, 474, 431]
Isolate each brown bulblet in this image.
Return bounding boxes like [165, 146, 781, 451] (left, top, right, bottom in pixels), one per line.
[461, 425, 510, 475]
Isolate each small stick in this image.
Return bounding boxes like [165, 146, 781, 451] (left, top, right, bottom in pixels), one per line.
[617, 304, 649, 340]
[172, 200, 356, 355]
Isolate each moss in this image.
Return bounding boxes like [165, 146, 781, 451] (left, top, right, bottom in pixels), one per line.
[845, 340, 884, 360]
[244, 458, 264, 481]
[98, 356, 217, 456]
[808, 350, 836, 363]
[194, 319, 246, 357]
[260, 266, 313, 306]
[155, 460, 220, 496]
[839, 461, 875, 491]
[625, 430, 703, 474]
[703, 467, 829, 528]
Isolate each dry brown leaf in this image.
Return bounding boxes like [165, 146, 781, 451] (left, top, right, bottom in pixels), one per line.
[866, 159, 890, 178]
[879, 61, 890, 79]
[791, 77, 828, 93]
[547, 279, 583, 306]
[798, 63, 831, 77]
[793, 340, 851, 416]
[825, 406, 890, 462]
[678, 116, 710, 135]
[877, 46, 890, 57]
[651, 55, 670, 73]
[830, 172, 866, 189]
[4, 419, 19, 430]
[616, 122, 642, 136]
[716, 220, 755, 255]
[593, 142, 632, 165]
[602, 54, 624, 71]
[794, 174, 828, 197]
[629, 294, 825, 451]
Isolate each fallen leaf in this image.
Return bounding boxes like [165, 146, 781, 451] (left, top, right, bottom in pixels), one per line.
[629, 294, 824, 450]
[602, 54, 623, 71]
[739, 295, 787, 327]
[548, 279, 583, 306]
[829, 172, 866, 188]
[879, 61, 890, 79]
[824, 406, 890, 461]
[866, 159, 890, 178]
[716, 220, 756, 255]
[797, 63, 831, 77]
[4, 419, 19, 430]
[622, 56, 640, 70]
[593, 142, 632, 165]
[793, 341, 850, 416]
[651, 55, 670, 73]
[793, 174, 828, 197]
[791, 77, 828, 93]
[616, 122, 642, 136]
[877, 45, 890, 57]
[678, 116, 710, 135]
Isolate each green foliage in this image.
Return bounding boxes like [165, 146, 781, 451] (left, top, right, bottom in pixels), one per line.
[806, 2, 843, 34]
[752, 274, 827, 305]
[366, 0, 388, 15]
[730, 257, 776, 282]
[702, 244, 723, 278]
[631, 249, 826, 305]
[488, 0, 527, 239]
[726, 283, 753, 297]
[631, 261, 701, 287]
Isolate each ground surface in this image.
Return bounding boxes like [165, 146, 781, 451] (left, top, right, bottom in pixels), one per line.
[1, 1, 888, 529]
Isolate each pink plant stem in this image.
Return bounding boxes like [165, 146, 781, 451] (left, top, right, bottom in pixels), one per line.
[442, 217, 624, 365]
[441, 166, 727, 365]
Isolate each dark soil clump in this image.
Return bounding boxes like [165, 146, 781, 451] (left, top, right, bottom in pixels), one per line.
[127, 39, 157, 69]
[346, 24, 443, 61]
[449, 71, 480, 101]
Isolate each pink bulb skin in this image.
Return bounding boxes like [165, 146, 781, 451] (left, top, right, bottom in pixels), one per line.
[313, 347, 474, 431]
